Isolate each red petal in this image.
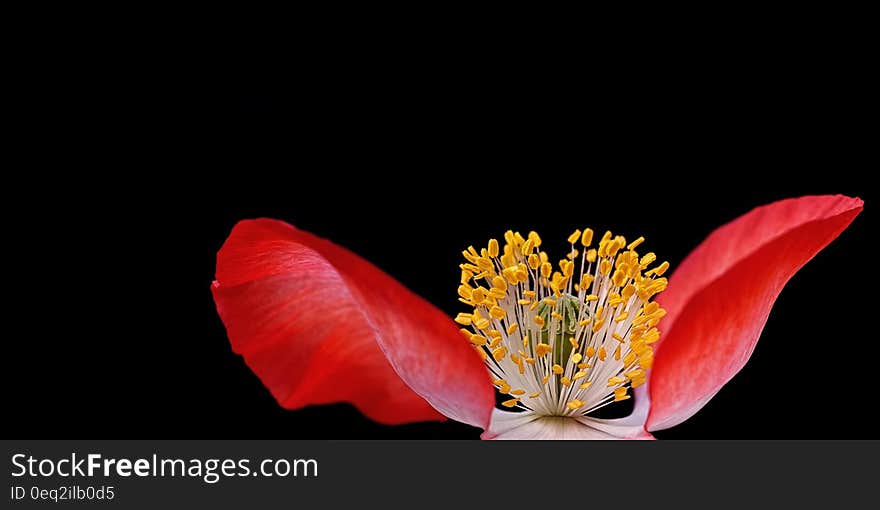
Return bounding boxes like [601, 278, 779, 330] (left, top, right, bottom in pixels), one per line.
[647, 195, 863, 431]
[212, 219, 494, 428]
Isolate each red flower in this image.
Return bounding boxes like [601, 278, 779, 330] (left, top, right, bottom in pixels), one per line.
[212, 195, 862, 439]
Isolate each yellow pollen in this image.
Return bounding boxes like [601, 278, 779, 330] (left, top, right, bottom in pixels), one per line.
[492, 346, 507, 361]
[581, 228, 594, 247]
[573, 371, 588, 381]
[510, 389, 526, 396]
[470, 334, 487, 346]
[567, 399, 585, 410]
[560, 376, 572, 387]
[534, 315, 545, 327]
[488, 239, 499, 257]
[535, 343, 552, 356]
[489, 336, 503, 349]
[571, 353, 583, 363]
[542, 374, 551, 385]
[586, 346, 596, 358]
[608, 376, 626, 387]
[579, 381, 592, 390]
[507, 323, 519, 335]
[552, 364, 564, 375]
[529, 391, 541, 398]
[501, 398, 520, 408]
[598, 347, 607, 361]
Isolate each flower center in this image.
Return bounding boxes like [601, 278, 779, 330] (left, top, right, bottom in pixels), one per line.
[455, 229, 669, 417]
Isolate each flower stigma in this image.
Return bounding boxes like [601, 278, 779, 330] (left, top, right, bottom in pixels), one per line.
[456, 229, 669, 417]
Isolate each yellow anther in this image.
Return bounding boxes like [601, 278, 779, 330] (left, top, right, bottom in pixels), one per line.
[552, 364, 564, 375]
[586, 346, 596, 358]
[535, 343, 552, 356]
[522, 335, 529, 348]
[585, 249, 597, 263]
[654, 261, 670, 276]
[492, 346, 508, 361]
[567, 229, 582, 244]
[470, 335, 488, 347]
[612, 333, 625, 343]
[491, 275, 508, 291]
[628, 236, 645, 250]
[542, 374, 551, 385]
[614, 312, 629, 324]
[598, 347, 607, 361]
[614, 345, 622, 360]
[489, 306, 506, 320]
[523, 290, 536, 298]
[488, 329, 503, 339]
[513, 232, 526, 246]
[509, 389, 526, 396]
[476, 257, 494, 271]
[489, 336, 503, 349]
[454, 313, 472, 326]
[577, 362, 591, 369]
[540, 262, 552, 279]
[551, 311, 564, 321]
[461, 270, 473, 284]
[625, 369, 644, 379]
[578, 319, 591, 328]
[580, 273, 594, 290]
[579, 381, 593, 390]
[475, 318, 491, 330]
[612, 269, 627, 287]
[529, 301, 540, 311]
[543, 298, 557, 306]
[581, 228, 594, 247]
[591, 319, 605, 333]
[569, 337, 579, 349]
[562, 260, 574, 277]
[613, 387, 630, 402]
[527, 231, 542, 246]
[488, 239, 500, 258]
[599, 259, 612, 275]
[501, 256, 516, 272]
[640, 252, 657, 267]
[473, 346, 487, 360]
[606, 239, 623, 258]
[643, 328, 661, 344]
[517, 299, 531, 305]
[457, 284, 473, 300]
[621, 284, 635, 300]
[507, 323, 519, 335]
[623, 351, 637, 366]
[515, 267, 529, 283]
[573, 370, 588, 381]
[585, 294, 599, 302]
[571, 353, 583, 363]
[488, 288, 506, 300]
[566, 399, 584, 410]
[560, 376, 572, 387]
[567, 249, 579, 260]
[471, 287, 486, 304]
[528, 391, 541, 398]
[459, 328, 472, 339]
[528, 253, 540, 269]
[534, 315, 545, 327]
[501, 398, 520, 408]
[521, 238, 535, 256]
[525, 357, 535, 364]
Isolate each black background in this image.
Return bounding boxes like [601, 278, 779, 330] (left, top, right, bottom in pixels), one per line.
[9, 39, 875, 439]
